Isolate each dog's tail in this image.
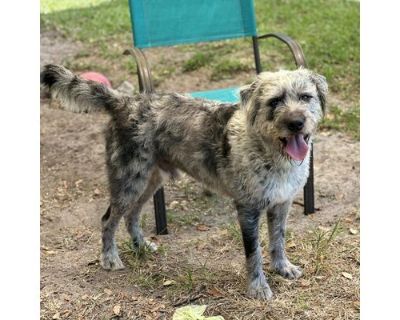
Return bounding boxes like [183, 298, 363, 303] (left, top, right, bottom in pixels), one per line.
[40, 64, 123, 114]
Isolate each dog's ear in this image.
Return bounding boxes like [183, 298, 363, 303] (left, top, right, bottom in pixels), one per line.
[239, 81, 258, 106]
[310, 72, 328, 114]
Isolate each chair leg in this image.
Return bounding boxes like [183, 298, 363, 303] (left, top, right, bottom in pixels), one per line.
[303, 144, 315, 215]
[153, 187, 168, 235]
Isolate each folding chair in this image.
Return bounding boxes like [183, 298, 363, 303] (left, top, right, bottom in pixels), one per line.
[117, 0, 315, 235]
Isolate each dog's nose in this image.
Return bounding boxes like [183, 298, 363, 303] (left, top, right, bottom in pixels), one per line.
[287, 119, 305, 132]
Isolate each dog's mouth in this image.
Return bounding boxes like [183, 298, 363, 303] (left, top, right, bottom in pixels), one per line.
[279, 134, 310, 161]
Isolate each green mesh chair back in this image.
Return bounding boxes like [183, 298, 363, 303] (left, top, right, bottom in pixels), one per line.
[128, 0, 257, 48]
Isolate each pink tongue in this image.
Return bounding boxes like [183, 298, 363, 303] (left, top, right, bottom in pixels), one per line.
[284, 134, 309, 161]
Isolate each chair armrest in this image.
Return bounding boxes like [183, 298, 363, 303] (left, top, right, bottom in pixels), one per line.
[123, 48, 154, 93]
[257, 32, 308, 68]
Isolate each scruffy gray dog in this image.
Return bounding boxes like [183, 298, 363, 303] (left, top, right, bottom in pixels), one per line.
[41, 64, 327, 300]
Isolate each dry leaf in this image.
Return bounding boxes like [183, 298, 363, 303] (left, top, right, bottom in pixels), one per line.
[104, 288, 112, 295]
[163, 280, 176, 287]
[196, 224, 210, 231]
[349, 228, 358, 235]
[113, 305, 121, 316]
[287, 241, 296, 248]
[169, 200, 180, 210]
[52, 313, 60, 320]
[207, 287, 223, 297]
[93, 188, 101, 195]
[75, 179, 83, 187]
[299, 279, 311, 287]
[341, 272, 353, 280]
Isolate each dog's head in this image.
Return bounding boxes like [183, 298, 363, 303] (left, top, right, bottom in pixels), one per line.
[240, 68, 328, 161]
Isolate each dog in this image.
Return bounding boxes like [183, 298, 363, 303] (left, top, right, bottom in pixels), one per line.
[40, 64, 327, 300]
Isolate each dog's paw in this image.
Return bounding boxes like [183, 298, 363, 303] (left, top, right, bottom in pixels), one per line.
[100, 251, 125, 271]
[144, 240, 158, 252]
[273, 260, 302, 279]
[247, 275, 273, 300]
[133, 239, 158, 253]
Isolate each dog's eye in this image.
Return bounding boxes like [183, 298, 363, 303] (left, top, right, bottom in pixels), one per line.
[299, 94, 313, 102]
[268, 97, 283, 108]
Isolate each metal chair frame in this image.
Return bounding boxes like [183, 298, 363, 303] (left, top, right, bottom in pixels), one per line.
[115, 29, 315, 235]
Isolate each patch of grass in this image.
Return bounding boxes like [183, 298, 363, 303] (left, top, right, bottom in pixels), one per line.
[211, 60, 251, 81]
[120, 239, 161, 262]
[40, 0, 112, 14]
[167, 210, 201, 227]
[310, 221, 342, 274]
[321, 105, 360, 139]
[254, 0, 360, 101]
[183, 52, 214, 72]
[41, 0, 131, 42]
[225, 222, 242, 246]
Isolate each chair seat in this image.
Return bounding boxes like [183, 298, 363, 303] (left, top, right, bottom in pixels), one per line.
[189, 87, 239, 103]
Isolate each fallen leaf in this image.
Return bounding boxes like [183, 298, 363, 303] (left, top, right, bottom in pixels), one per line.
[163, 280, 176, 287]
[341, 272, 353, 280]
[113, 305, 121, 316]
[196, 224, 210, 231]
[52, 313, 60, 320]
[75, 179, 83, 187]
[335, 193, 345, 200]
[287, 241, 296, 248]
[104, 288, 113, 295]
[93, 188, 101, 196]
[172, 305, 224, 320]
[349, 228, 358, 235]
[207, 287, 223, 297]
[299, 279, 311, 287]
[169, 200, 180, 210]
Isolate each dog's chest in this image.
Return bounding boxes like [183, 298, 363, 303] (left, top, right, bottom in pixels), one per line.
[254, 163, 309, 206]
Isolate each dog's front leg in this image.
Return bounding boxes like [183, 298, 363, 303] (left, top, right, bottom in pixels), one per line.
[236, 203, 273, 300]
[267, 201, 302, 279]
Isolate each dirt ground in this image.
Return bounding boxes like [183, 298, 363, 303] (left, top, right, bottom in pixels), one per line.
[40, 32, 360, 320]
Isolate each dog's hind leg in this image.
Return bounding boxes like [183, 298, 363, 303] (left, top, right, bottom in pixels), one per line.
[100, 161, 154, 271]
[236, 203, 273, 300]
[267, 201, 302, 279]
[124, 168, 164, 252]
